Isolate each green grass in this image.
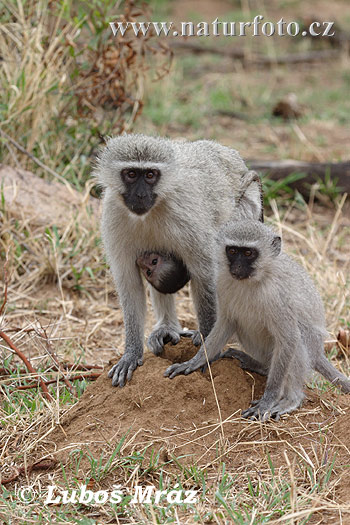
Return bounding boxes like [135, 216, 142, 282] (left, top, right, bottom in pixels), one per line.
[0, 445, 340, 523]
[1, 1, 350, 523]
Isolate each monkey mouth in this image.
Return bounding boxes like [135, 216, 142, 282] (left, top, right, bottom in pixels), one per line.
[231, 271, 254, 280]
[130, 206, 151, 215]
[122, 194, 157, 215]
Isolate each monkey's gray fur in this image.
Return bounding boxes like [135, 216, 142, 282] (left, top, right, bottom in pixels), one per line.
[165, 220, 350, 420]
[95, 134, 263, 387]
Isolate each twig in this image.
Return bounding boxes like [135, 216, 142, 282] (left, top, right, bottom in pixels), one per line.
[1, 327, 37, 333]
[0, 458, 57, 485]
[201, 334, 225, 442]
[214, 109, 250, 121]
[0, 129, 72, 188]
[0, 249, 9, 318]
[8, 372, 101, 392]
[170, 40, 245, 59]
[64, 363, 103, 370]
[0, 330, 53, 401]
[0, 363, 103, 375]
[39, 323, 76, 397]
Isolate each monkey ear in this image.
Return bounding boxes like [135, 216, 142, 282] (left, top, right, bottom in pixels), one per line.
[271, 236, 281, 256]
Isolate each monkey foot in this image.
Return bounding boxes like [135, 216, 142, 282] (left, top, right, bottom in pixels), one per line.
[147, 325, 182, 355]
[108, 355, 143, 387]
[179, 329, 202, 346]
[242, 395, 304, 422]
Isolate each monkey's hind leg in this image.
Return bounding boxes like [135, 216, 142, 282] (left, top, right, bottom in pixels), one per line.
[242, 390, 304, 421]
[147, 288, 183, 355]
[179, 329, 202, 346]
[242, 379, 304, 421]
[190, 276, 217, 340]
[222, 348, 268, 376]
[242, 343, 307, 421]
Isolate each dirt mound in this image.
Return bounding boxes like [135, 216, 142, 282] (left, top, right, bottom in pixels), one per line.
[49, 339, 350, 492]
[0, 165, 99, 226]
[51, 340, 265, 457]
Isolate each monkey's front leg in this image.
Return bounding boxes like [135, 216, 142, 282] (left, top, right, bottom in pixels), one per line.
[147, 288, 183, 355]
[108, 265, 146, 387]
[164, 316, 235, 378]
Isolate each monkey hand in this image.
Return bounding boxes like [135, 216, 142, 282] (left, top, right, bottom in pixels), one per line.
[164, 349, 206, 379]
[108, 354, 143, 387]
[147, 325, 182, 355]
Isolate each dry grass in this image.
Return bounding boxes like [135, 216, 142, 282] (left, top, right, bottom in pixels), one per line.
[0, 0, 172, 186]
[1, 0, 350, 521]
[0, 1, 77, 166]
[0, 182, 349, 522]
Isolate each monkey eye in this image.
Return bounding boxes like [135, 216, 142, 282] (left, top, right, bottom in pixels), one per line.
[128, 171, 136, 178]
[146, 269, 152, 277]
[244, 249, 253, 257]
[152, 258, 158, 265]
[228, 247, 237, 255]
[145, 171, 155, 179]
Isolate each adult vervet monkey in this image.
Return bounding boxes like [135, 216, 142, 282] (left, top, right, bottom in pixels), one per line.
[95, 134, 263, 387]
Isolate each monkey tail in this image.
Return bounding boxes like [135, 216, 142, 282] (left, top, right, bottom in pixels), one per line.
[315, 355, 350, 393]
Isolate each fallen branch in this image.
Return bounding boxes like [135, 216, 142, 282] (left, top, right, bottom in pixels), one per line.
[0, 331, 53, 401]
[247, 159, 350, 194]
[170, 41, 340, 65]
[257, 49, 340, 65]
[0, 458, 57, 485]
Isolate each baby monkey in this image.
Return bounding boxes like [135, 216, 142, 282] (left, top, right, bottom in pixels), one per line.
[136, 251, 190, 294]
[165, 220, 350, 420]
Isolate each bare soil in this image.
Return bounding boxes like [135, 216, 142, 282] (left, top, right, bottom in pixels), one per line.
[49, 339, 350, 503]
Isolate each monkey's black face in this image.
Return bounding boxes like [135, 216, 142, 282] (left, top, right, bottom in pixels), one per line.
[121, 168, 161, 215]
[226, 245, 259, 280]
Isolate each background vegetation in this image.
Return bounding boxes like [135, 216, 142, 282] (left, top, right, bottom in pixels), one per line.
[0, 0, 349, 523]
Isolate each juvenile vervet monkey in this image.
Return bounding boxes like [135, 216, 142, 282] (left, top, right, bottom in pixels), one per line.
[95, 134, 263, 387]
[165, 220, 350, 420]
